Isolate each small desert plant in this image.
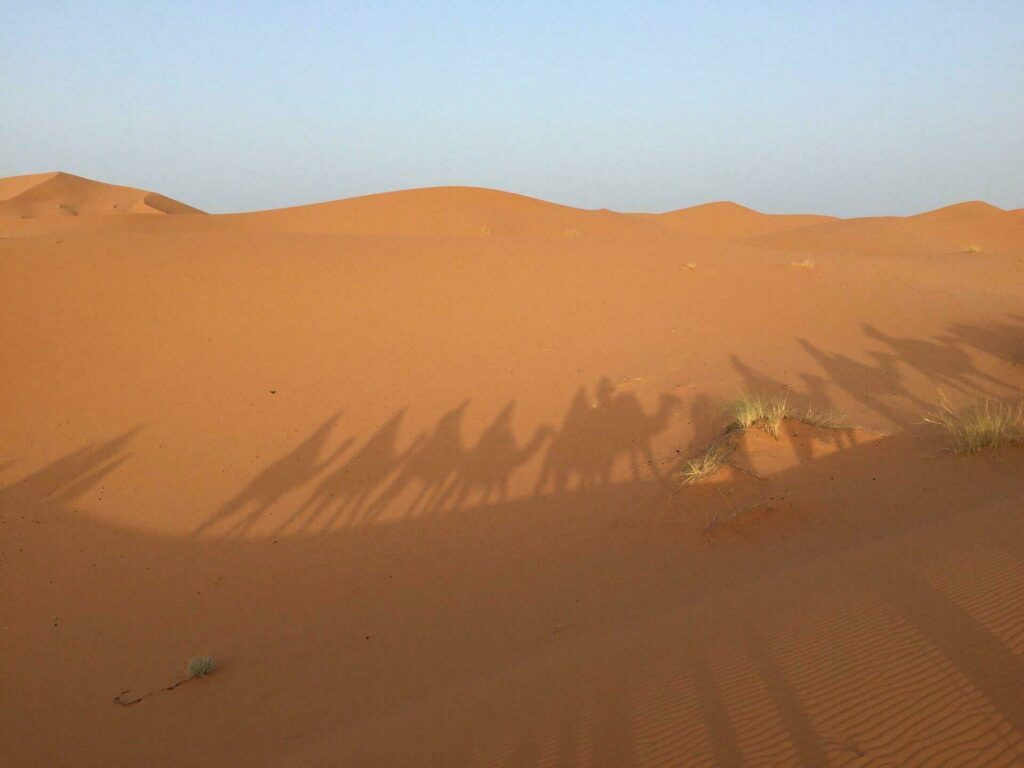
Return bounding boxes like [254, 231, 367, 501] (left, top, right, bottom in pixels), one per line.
[925, 396, 1024, 454]
[791, 258, 815, 268]
[187, 656, 216, 678]
[673, 439, 736, 486]
[964, 244, 981, 253]
[728, 393, 789, 438]
[800, 406, 848, 430]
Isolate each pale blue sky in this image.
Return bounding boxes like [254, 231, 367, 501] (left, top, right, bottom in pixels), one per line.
[2, 1, 1022, 215]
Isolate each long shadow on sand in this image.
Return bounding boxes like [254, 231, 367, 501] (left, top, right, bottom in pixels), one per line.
[947, 314, 1024, 368]
[192, 381, 684, 538]
[7, 327, 1024, 766]
[187, 322, 1023, 542]
[6, 413, 1024, 766]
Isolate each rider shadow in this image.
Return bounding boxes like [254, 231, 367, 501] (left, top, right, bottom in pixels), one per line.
[534, 388, 599, 494]
[192, 412, 347, 538]
[534, 379, 680, 494]
[598, 378, 681, 482]
[444, 401, 553, 511]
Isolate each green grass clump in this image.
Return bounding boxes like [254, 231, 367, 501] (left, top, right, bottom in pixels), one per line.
[187, 656, 216, 679]
[926, 397, 1024, 454]
[673, 439, 736, 486]
[727, 393, 789, 438]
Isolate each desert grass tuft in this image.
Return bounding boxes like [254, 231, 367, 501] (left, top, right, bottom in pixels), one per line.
[799, 406, 848, 430]
[673, 439, 735, 486]
[187, 656, 216, 679]
[727, 392, 789, 438]
[791, 258, 815, 268]
[674, 393, 861, 489]
[925, 395, 1024, 454]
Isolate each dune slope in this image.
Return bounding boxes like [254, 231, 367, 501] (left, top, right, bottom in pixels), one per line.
[751, 201, 1024, 256]
[1, 176, 1023, 767]
[231, 185, 655, 237]
[638, 200, 836, 240]
[0, 171, 204, 219]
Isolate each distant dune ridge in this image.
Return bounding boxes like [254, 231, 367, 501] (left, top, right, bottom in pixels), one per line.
[750, 200, 1024, 256]
[1, 172, 1021, 255]
[237, 185, 628, 237]
[0, 171, 204, 219]
[634, 200, 837, 240]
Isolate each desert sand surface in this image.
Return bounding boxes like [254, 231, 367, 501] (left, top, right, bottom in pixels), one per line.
[2, 173, 1024, 767]
[0, 172, 204, 219]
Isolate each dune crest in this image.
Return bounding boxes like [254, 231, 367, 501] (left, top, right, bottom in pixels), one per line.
[642, 200, 837, 240]
[750, 200, 1024, 255]
[2, 172, 1020, 256]
[911, 200, 1005, 221]
[236, 185, 641, 237]
[0, 171, 204, 219]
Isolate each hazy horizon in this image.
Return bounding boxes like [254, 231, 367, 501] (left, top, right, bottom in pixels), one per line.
[2, 2, 1022, 216]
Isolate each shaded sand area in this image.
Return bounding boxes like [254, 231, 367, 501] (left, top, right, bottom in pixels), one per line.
[2, 173, 1023, 766]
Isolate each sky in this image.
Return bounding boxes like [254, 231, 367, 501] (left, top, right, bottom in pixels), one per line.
[2, 1, 1022, 216]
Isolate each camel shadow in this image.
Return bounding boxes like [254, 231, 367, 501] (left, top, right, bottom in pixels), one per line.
[946, 315, 1024, 370]
[278, 410, 421, 534]
[798, 338, 929, 426]
[365, 400, 471, 521]
[0, 428, 140, 510]
[864, 323, 1014, 395]
[445, 401, 553, 510]
[192, 412, 346, 538]
[535, 379, 680, 493]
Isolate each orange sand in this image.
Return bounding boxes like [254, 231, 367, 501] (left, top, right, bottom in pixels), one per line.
[2, 173, 1023, 766]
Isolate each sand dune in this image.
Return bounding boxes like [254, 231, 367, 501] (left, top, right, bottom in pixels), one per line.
[751, 201, 1024, 256]
[234, 185, 659, 238]
[7, 173, 1018, 256]
[638, 200, 836, 240]
[2, 173, 1023, 766]
[0, 171, 204, 219]
[243, 188, 835, 242]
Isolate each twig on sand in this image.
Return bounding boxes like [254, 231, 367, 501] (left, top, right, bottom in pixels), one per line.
[114, 677, 191, 707]
[114, 656, 216, 706]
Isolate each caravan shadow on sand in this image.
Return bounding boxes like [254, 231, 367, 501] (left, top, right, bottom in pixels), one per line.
[189, 326, 1021, 540]
[947, 314, 1024, 369]
[193, 381, 684, 538]
[5, 405, 1024, 765]
[9, 329, 1023, 764]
